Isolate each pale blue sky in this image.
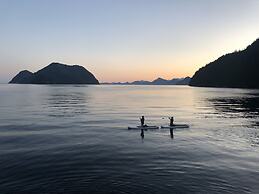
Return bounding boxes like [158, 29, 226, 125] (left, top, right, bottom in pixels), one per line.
[1, 0, 259, 82]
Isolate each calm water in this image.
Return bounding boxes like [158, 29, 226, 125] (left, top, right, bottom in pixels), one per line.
[0, 84, 259, 194]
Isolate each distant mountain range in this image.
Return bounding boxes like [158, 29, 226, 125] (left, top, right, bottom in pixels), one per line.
[9, 63, 99, 84]
[190, 38, 259, 88]
[9, 38, 259, 88]
[103, 77, 191, 85]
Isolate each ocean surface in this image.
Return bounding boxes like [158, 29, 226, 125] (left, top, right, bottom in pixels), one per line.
[0, 84, 259, 194]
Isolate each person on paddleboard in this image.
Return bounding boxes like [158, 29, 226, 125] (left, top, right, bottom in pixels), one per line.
[140, 116, 145, 126]
[169, 117, 174, 126]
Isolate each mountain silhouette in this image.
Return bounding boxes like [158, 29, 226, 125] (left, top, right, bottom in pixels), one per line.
[190, 39, 259, 88]
[9, 62, 99, 84]
[104, 77, 191, 85]
[152, 77, 169, 85]
[9, 70, 34, 84]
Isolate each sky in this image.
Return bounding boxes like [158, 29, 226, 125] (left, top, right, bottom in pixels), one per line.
[0, 0, 259, 83]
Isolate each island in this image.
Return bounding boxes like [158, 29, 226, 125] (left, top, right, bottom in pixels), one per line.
[9, 62, 99, 84]
[190, 38, 259, 88]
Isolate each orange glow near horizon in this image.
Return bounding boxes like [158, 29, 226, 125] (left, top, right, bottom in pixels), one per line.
[1, 0, 259, 83]
[89, 34, 259, 83]
[91, 62, 200, 83]
[84, 53, 221, 82]
[3, 33, 257, 84]
[1, 27, 259, 84]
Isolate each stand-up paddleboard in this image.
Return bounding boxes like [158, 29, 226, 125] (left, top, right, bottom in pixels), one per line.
[128, 125, 159, 130]
[161, 124, 189, 129]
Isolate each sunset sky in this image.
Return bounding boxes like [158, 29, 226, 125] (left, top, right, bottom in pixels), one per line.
[1, 0, 259, 83]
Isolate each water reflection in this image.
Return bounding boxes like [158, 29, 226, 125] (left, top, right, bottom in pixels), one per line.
[170, 128, 174, 139]
[139, 128, 175, 139]
[43, 87, 90, 118]
[140, 128, 144, 139]
[2, 85, 259, 193]
[208, 93, 259, 121]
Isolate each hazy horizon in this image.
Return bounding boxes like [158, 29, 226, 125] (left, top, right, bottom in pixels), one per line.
[1, 0, 259, 83]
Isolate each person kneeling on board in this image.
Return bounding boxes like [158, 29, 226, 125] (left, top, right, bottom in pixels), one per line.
[140, 116, 147, 127]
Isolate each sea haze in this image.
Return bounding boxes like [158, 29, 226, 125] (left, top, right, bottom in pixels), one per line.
[0, 85, 259, 193]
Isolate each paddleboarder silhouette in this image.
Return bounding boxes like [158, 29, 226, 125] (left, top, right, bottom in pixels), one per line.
[140, 116, 145, 126]
[169, 117, 174, 126]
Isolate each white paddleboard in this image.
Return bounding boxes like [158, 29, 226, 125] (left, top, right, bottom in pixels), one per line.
[128, 125, 159, 130]
[161, 124, 189, 129]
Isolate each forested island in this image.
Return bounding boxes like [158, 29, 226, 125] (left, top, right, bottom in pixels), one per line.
[190, 39, 259, 88]
[9, 63, 99, 84]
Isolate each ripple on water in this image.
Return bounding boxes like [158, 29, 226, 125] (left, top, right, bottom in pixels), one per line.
[0, 85, 259, 193]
